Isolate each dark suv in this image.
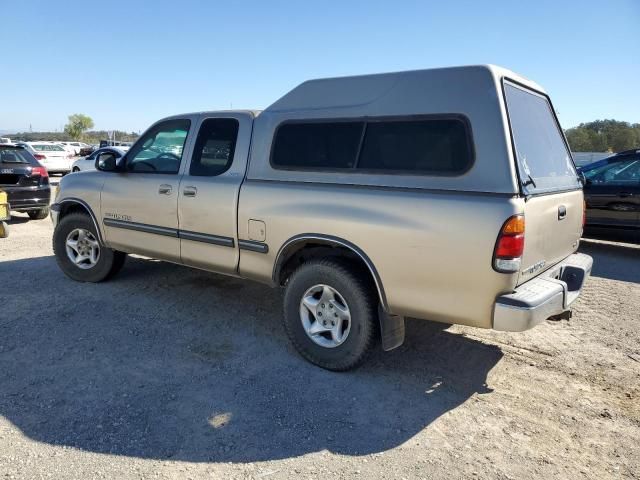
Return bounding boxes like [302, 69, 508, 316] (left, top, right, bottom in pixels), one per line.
[0, 145, 51, 219]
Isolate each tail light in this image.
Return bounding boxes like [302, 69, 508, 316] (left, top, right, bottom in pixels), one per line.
[31, 166, 49, 178]
[33, 153, 46, 160]
[493, 215, 525, 273]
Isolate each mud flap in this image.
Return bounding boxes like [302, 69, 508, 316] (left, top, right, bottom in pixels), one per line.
[378, 304, 405, 351]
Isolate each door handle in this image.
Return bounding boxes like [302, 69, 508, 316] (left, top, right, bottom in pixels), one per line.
[158, 184, 172, 195]
[558, 205, 567, 220]
[183, 186, 198, 197]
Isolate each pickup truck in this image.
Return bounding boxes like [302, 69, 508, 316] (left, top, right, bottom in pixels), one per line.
[51, 65, 593, 370]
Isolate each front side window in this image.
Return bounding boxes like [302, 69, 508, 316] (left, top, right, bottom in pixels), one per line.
[126, 119, 190, 174]
[583, 157, 640, 185]
[190, 118, 239, 176]
[271, 117, 473, 174]
[504, 82, 580, 194]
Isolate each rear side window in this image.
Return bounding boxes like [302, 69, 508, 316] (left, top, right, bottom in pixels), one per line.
[504, 82, 580, 193]
[272, 122, 363, 169]
[271, 117, 472, 174]
[190, 118, 239, 176]
[358, 118, 472, 174]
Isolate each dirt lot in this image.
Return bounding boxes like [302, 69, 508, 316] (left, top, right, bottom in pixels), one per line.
[0, 210, 639, 480]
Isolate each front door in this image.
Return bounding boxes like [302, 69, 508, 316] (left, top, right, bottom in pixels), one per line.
[101, 118, 194, 261]
[583, 156, 640, 229]
[178, 113, 253, 274]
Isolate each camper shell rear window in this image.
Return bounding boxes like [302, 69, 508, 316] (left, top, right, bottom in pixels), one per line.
[503, 81, 580, 194]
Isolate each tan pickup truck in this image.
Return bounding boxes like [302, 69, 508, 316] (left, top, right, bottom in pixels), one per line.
[51, 65, 592, 370]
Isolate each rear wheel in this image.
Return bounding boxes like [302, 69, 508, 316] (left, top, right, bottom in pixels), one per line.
[27, 207, 49, 220]
[283, 258, 378, 371]
[53, 212, 126, 282]
[72, 167, 80, 172]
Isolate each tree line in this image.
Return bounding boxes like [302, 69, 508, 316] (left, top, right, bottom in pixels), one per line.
[7, 114, 639, 153]
[564, 120, 640, 153]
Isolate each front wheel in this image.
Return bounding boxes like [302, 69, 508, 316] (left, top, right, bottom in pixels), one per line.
[53, 212, 126, 282]
[27, 207, 49, 220]
[283, 258, 378, 371]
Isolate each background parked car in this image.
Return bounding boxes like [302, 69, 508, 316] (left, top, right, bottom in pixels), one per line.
[78, 145, 96, 157]
[71, 146, 128, 172]
[0, 144, 51, 219]
[15, 142, 73, 174]
[580, 149, 640, 242]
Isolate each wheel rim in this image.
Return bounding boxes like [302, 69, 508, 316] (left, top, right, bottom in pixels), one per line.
[299, 284, 351, 348]
[65, 228, 100, 270]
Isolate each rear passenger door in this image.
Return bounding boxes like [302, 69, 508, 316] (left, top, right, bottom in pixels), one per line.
[178, 112, 253, 274]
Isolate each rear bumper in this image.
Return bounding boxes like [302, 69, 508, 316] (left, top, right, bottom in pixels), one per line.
[3, 185, 51, 211]
[493, 253, 593, 332]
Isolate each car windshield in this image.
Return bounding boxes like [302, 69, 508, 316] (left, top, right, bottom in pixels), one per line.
[504, 82, 580, 194]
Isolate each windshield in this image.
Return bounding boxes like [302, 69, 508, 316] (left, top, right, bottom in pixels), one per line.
[504, 82, 580, 194]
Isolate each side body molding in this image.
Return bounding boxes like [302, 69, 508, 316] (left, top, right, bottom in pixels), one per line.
[273, 233, 389, 312]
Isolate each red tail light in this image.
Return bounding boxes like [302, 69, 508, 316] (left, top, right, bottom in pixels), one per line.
[493, 215, 525, 273]
[33, 153, 46, 160]
[31, 166, 49, 178]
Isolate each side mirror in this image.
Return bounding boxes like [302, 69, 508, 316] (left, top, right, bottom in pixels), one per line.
[95, 152, 118, 171]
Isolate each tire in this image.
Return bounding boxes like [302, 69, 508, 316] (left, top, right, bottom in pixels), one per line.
[27, 207, 49, 220]
[53, 212, 126, 282]
[72, 167, 80, 173]
[283, 258, 378, 371]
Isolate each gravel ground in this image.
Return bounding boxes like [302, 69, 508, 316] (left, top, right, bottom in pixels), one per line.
[0, 210, 638, 480]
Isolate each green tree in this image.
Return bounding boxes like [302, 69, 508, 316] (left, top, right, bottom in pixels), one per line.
[564, 119, 640, 152]
[63, 114, 94, 140]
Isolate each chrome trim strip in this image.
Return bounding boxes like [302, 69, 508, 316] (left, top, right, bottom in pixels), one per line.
[102, 218, 236, 247]
[179, 230, 235, 247]
[238, 239, 269, 253]
[103, 218, 178, 238]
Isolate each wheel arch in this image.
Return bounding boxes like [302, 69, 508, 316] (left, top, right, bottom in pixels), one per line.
[273, 234, 390, 312]
[55, 198, 104, 244]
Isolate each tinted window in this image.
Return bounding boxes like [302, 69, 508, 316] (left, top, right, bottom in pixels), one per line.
[127, 119, 190, 174]
[583, 157, 640, 185]
[358, 119, 471, 173]
[272, 122, 363, 169]
[504, 83, 580, 193]
[190, 118, 239, 176]
[271, 118, 472, 174]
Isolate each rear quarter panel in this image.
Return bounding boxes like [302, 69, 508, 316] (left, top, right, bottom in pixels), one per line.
[238, 180, 522, 328]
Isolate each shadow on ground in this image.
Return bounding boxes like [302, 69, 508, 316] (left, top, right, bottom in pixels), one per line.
[0, 255, 501, 462]
[579, 238, 640, 283]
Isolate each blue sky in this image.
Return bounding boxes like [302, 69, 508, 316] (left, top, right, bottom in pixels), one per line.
[1, 0, 638, 133]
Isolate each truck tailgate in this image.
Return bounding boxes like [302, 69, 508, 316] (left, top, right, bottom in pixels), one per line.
[518, 188, 583, 285]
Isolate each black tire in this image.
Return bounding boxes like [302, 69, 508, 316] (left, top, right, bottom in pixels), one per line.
[27, 207, 49, 220]
[53, 212, 126, 282]
[283, 258, 378, 371]
[72, 167, 80, 173]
